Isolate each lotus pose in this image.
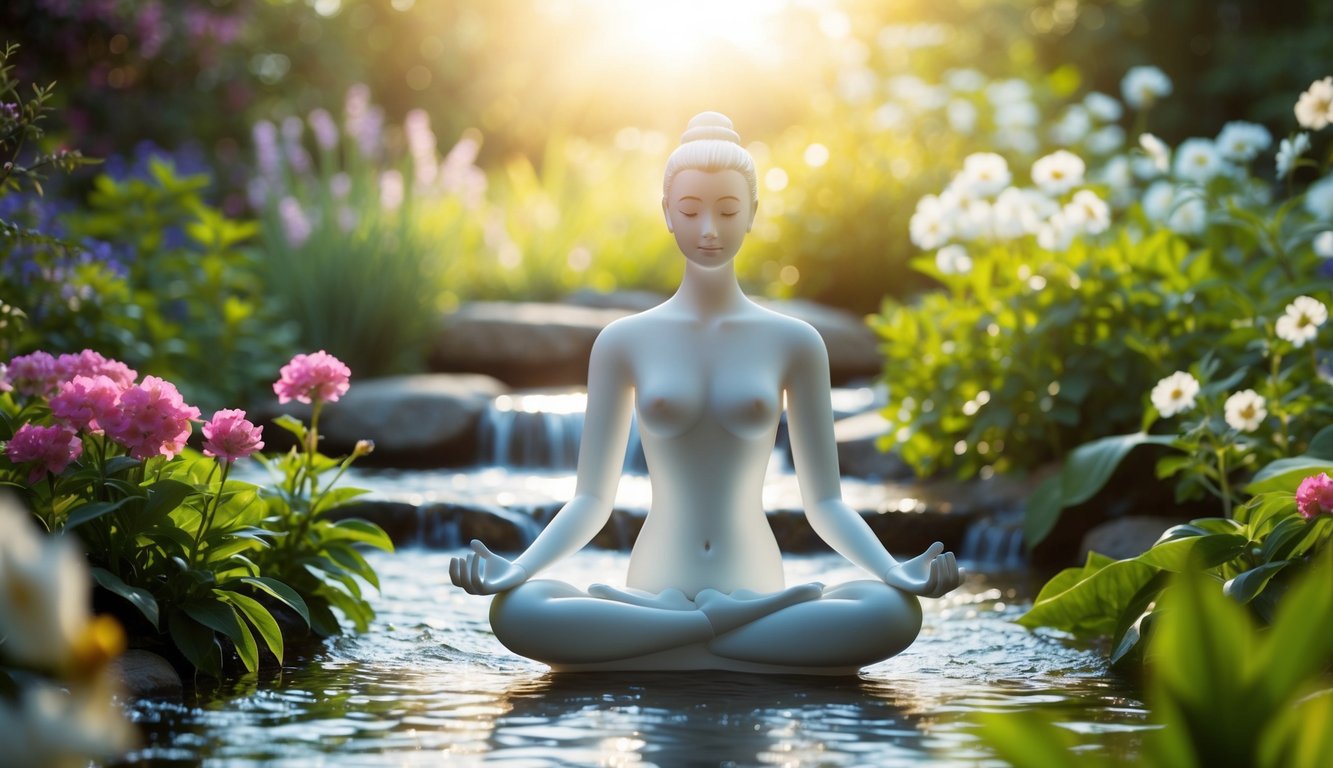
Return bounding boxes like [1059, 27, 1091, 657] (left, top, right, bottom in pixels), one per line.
[450, 112, 962, 674]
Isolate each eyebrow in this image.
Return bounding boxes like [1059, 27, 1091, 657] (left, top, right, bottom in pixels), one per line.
[676, 195, 742, 202]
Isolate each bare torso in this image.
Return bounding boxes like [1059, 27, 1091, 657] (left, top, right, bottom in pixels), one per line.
[617, 301, 798, 596]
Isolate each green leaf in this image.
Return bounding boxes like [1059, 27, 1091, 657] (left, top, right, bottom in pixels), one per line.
[324, 543, 379, 589]
[90, 567, 160, 628]
[1023, 473, 1064, 549]
[144, 479, 198, 519]
[168, 610, 220, 675]
[1303, 425, 1333, 460]
[186, 597, 257, 673]
[1135, 533, 1248, 572]
[236, 576, 311, 628]
[64, 497, 137, 530]
[272, 414, 308, 443]
[1222, 561, 1293, 604]
[973, 711, 1096, 768]
[1261, 517, 1315, 561]
[1246, 457, 1333, 495]
[1019, 558, 1158, 636]
[217, 589, 284, 664]
[325, 518, 395, 551]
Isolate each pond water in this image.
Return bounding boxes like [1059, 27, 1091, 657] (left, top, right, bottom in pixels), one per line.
[119, 550, 1150, 767]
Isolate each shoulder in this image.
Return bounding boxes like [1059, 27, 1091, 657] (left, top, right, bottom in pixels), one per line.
[747, 304, 827, 356]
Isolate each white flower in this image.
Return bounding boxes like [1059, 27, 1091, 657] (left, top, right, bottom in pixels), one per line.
[1314, 230, 1333, 258]
[995, 100, 1040, 130]
[1063, 189, 1111, 234]
[1097, 156, 1135, 206]
[0, 496, 91, 669]
[1142, 180, 1177, 223]
[1139, 132, 1171, 173]
[1215, 121, 1273, 162]
[934, 244, 973, 275]
[986, 78, 1032, 106]
[1150, 371, 1200, 417]
[997, 128, 1040, 156]
[1086, 125, 1126, 156]
[957, 199, 995, 241]
[1276, 295, 1328, 347]
[1031, 150, 1086, 196]
[1224, 390, 1268, 432]
[1304, 175, 1333, 220]
[1276, 133, 1311, 179]
[1294, 76, 1333, 131]
[947, 99, 979, 135]
[909, 194, 956, 250]
[1173, 138, 1225, 184]
[1037, 211, 1077, 252]
[1083, 91, 1124, 122]
[1050, 106, 1092, 146]
[1166, 191, 1208, 236]
[945, 68, 986, 92]
[1121, 65, 1173, 110]
[992, 187, 1038, 239]
[956, 152, 1011, 198]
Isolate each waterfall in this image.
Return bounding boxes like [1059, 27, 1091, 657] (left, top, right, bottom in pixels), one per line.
[959, 509, 1027, 571]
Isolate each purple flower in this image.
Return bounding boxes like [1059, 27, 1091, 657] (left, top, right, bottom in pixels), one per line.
[1296, 473, 1333, 519]
[6, 351, 60, 398]
[103, 376, 200, 460]
[6, 423, 82, 484]
[202, 409, 264, 463]
[49, 375, 124, 434]
[273, 351, 351, 405]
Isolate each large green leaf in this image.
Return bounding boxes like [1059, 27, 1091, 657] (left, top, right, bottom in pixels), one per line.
[90, 566, 160, 628]
[326, 518, 395, 552]
[144, 478, 198, 519]
[236, 576, 311, 628]
[218, 589, 284, 664]
[64, 497, 137, 530]
[1246, 457, 1333, 495]
[1018, 558, 1158, 636]
[1222, 561, 1293, 604]
[168, 610, 220, 675]
[1134, 533, 1248, 572]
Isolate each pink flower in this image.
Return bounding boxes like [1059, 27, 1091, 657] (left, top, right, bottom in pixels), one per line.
[202, 409, 265, 463]
[103, 376, 201, 460]
[5, 423, 82, 484]
[6, 351, 60, 398]
[1295, 472, 1333, 519]
[54, 349, 137, 389]
[273, 351, 351, 405]
[49, 375, 124, 433]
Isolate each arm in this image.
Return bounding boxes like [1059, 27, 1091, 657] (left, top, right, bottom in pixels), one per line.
[783, 324, 960, 597]
[451, 323, 634, 594]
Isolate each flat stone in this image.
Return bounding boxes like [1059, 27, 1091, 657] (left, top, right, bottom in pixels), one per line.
[258, 373, 507, 467]
[429, 302, 633, 388]
[1080, 516, 1190, 561]
[109, 649, 182, 700]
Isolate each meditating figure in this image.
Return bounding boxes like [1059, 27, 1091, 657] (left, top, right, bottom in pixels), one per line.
[450, 112, 962, 675]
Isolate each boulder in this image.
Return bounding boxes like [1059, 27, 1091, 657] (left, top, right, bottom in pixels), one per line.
[429, 302, 633, 387]
[258, 373, 507, 467]
[109, 649, 183, 700]
[834, 410, 913, 480]
[1079, 516, 1188, 562]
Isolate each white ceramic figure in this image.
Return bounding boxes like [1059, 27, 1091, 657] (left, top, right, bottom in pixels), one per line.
[450, 112, 963, 675]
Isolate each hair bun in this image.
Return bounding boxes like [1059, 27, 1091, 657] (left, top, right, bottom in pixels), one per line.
[680, 112, 740, 145]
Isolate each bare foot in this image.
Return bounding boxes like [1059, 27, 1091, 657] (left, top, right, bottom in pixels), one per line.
[695, 583, 824, 635]
[588, 584, 695, 610]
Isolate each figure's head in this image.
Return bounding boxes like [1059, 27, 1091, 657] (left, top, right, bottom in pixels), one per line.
[661, 113, 759, 269]
[662, 112, 758, 207]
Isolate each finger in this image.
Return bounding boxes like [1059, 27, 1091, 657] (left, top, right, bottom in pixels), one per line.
[449, 557, 461, 586]
[946, 552, 959, 586]
[470, 539, 494, 558]
[470, 551, 482, 586]
[925, 541, 945, 558]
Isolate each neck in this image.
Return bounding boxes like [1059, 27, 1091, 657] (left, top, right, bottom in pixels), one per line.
[672, 260, 748, 318]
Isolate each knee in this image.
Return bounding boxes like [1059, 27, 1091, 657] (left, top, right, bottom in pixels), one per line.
[844, 581, 923, 658]
[488, 580, 578, 658]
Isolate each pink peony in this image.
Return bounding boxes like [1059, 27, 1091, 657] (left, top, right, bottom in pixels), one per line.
[54, 349, 137, 389]
[6, 351, 60, 398]
[201, 409, 265, 463]
[5, 423, 83, 483]
[49, 375, 125, 434]
[273, 350, 351, 405]
[103, 376, 201, 460]
[1295, 472, 1333, 519]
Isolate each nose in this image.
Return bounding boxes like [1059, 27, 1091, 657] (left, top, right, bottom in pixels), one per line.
[701, 211, 718, 239]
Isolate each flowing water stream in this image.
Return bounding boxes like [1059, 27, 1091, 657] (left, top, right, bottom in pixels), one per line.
[116, 390, 1142, 766]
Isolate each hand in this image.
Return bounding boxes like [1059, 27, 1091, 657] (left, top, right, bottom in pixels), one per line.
[449, 540, 528, 595]
[881, 542, 963, 598]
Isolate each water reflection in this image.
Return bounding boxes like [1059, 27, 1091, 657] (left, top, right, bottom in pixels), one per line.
[118, 550, 1148, 767]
